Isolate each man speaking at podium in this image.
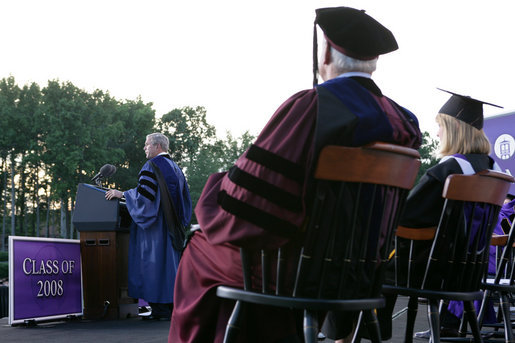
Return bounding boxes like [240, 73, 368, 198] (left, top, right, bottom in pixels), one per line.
[106, 132, 192, 321]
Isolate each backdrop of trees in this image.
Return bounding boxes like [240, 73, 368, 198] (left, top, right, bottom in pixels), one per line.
[0, 76, 439, 252]
[0, 76, 254, 251]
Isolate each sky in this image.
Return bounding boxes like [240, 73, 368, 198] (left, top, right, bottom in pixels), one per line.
[1, 0, 514, 139]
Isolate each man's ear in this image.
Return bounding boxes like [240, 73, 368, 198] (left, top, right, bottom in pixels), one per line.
[323, 44, 332, 65]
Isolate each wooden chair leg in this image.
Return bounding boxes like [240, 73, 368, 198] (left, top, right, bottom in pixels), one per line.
[223, 300, 245, 343]
[500, 293, 515, 343]
[405, 296, 418, 343]
[428, 299, 441, 343]
[363, 310, 382, 343]
[463, 300, 483, 343]
[303, 309, 318, 343]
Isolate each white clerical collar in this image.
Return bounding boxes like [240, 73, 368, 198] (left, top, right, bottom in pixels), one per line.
[158, 152, 168, 156]
[336, 72, 372, 79]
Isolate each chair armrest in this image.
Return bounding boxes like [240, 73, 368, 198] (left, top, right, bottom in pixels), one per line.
[395, 226, 436, 240]
[489, 234, 515, 247]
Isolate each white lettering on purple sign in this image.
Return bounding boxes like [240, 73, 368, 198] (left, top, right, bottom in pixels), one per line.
[22, 258, 77, 275]
[21, 258, 78, 298]
[23, 258, 59, 275]
[36, 280, 64, 297]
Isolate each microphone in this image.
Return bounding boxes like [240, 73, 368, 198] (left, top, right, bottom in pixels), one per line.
[102, 164, 117, 178]
[91, 164, 117, 183]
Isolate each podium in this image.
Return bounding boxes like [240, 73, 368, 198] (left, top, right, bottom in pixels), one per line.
[72, 183, 138, 320]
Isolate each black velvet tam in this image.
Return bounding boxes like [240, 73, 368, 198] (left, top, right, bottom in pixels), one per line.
[315, 6, 398, 60]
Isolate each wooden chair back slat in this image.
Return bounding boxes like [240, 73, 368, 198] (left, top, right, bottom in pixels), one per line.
[443, 170, 513, 205]
[315, 143, 421, 189]
[396, 226, 436, 240]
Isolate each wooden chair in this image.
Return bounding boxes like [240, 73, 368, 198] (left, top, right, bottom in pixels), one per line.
[383, 170, 514, 343]
[216, 142, 421, 342]
[478, 217, 515, 342]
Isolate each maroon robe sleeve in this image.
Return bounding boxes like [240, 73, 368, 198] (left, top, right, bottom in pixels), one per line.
[195, 89, 318, 249]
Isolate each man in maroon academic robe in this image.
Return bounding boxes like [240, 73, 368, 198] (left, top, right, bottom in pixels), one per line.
[169, 7, 422, 343]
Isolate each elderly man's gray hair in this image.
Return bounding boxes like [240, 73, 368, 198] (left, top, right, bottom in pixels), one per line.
[332, 48, 378, 74]
[319, 35, 378, 75]
[147, 133, 169, 151]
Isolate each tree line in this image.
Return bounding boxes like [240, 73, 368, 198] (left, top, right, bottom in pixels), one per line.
[0, 76, 439, 252]
[0, 76, 254, 251]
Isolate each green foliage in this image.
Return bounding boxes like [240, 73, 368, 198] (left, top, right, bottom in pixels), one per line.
[0, 75, 442, 241]
[42, 80, 109, 199]
[216, 131, 255, 171]
[156, 106, 217, 167]
[0, 249, 6, 279]
[0, 76, 256, 239]
[417, 131, 440, 181]
[107, 98, 156, 191]
[0, 262, 6, 279]
[0, 76, 22, 157]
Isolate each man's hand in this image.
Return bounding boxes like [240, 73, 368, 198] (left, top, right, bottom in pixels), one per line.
[105, 189, 123, 200]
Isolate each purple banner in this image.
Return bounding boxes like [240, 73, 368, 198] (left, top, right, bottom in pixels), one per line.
[484, 112, 515, 195]
[9, 237, 82, 324]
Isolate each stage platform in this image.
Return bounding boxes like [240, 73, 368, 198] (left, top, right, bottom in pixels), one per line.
[0, 296, 432, 342]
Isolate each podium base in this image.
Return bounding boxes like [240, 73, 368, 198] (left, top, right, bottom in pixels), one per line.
[80, 231, 136, 320]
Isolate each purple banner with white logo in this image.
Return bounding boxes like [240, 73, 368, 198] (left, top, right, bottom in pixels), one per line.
[484, 112, 515, 195]
[9, 237, 82, 324]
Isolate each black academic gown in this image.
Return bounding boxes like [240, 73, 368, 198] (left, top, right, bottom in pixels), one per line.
[395, 154, 496, 287]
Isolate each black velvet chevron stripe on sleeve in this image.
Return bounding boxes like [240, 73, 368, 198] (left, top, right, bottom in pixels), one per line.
[245, 145, 304, 184]
[139, 178, 158, 193]
[217, 190, 298, 237]
[228, 166, 302, 213]
[137, 185, 156, 201]
[138, 170, 156, 180]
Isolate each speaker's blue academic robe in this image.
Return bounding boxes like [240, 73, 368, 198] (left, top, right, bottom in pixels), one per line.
[124, 154, 191, 304]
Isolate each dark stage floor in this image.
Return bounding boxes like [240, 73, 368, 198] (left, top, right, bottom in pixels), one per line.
[0, 296, 439, 343]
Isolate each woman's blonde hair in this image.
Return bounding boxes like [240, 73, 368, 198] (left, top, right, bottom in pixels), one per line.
[436, 113, 491, 157]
